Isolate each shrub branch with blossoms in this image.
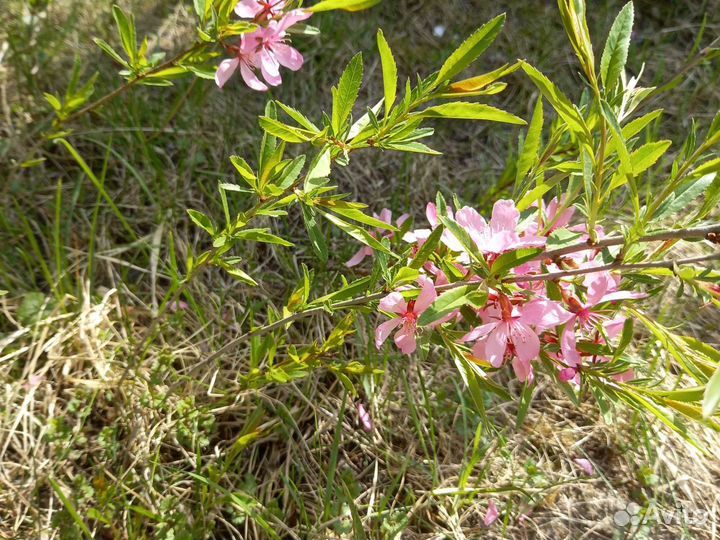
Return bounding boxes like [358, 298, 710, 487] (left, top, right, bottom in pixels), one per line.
[180, 1, 720, 453]
[43, 0, 720, 454]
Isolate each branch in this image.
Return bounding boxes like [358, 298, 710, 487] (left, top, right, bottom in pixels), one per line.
[59, 43, 205, 126]
[538, 223, 720, 261]
[191, 252, 719, 369]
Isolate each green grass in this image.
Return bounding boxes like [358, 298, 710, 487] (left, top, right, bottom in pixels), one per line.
[1, 0, 720, 538]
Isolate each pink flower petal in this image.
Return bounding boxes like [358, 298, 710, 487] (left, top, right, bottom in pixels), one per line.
[357, 402, 373, 432]
[215, 57, 240, 88]
[484, 500, 500, 526]
[345, 246, 372, 267]
[490, 199, 520, 234]
[560, 322, 581, 367]
[239, 61, 268, 91]
[486, 323, 509, 367]
[512, 356, 534, 383]
[510, 321, 541, 363]
[375, 318, 402, 349]
[414, 275, 437, 314]
[519, 299, 572, 330]
[461, 322, 497, 343]
[273, 43, 304, 71]
[573, 458, 594, 475]
[394, 321, 417, 355]
[379, 292, 407, 314]
[234, 0, 261, 18]
[276, 8, 311, 32]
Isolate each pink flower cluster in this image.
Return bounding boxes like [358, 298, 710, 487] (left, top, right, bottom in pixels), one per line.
[367, 198, 646, 385]
[215, 0, 310, 91]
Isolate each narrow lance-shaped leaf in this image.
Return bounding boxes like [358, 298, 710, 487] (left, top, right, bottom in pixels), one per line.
[112, 5, 137, 64]
[318, 209, 396, 256]
[307, 0, 381, 12]
[435, 13, 506, 85]
[600, 2, 634, 92]
[417, 102, 525, 125]
[515, 97, 543, 187]
[519, 61, 590, 141]
[331, 53, 364, 134]
[376, 29, 398, 117]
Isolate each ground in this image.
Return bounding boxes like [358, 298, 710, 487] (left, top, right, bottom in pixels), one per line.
[1, 0, 720, 538]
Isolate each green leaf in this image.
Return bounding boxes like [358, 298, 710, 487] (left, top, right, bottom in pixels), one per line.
[93, 38, 129, 67]
[304, 148, 332, 191]
[519, 61, 590, 141]
[409, 225, 444, 270]
[275, 101, 319, 132]
[416, 102, 525, 125]
[259, 116, 311, 143]
[234, 228, 294, 247]
[224, 265, 258, 286]
[391, 267, 420, 287]
[600, 2, 634, 92]
[384, 141, 441, 155]
[187, 209, 215, 236]
[300, 204, 328, 262]
[418, 286, 486, 327]
[307, 0, 381, 12]
[703, 366, 720, 418]
[435, 13, 505, 85]
[547, 228, 584, 249]
[655, 173, 716, 220]
[331, 53, 364, 133]
[608, 140, 671, 190]
[515, 97, 543, 184]
[274, 155, 306, 190]
[318, 210, 396, 256]
[316, 200, 396, 230]
[376, 29, 397, 116]
[447, 62, 519, 93]
[490, 248, 544, 277]
[112, 4, 137, 64]
[230, 155, 257, 188]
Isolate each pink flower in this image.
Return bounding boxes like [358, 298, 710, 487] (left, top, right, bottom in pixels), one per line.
[215, 9, 310, 91]
[375, 276, 436, 355]
[573, 458, 594, 475]
[464, 294, 571, 382]
[235, 0, 286, 20]
[561, 271, 646, 367]
[484, 500, 500, 526]
[346, 209, 409, 267]
[357, 402, 373, 432]
[452, 200, 546, 261]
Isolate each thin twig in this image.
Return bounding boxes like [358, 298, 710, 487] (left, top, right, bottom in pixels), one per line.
[538, 223, 720, 261]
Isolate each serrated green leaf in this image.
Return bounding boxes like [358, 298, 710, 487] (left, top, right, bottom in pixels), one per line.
[418, 286, 485, 327]
[515, 97, 543, 185]
[234, 228, 294, 247]
[490, 248, 544, 277]
[274, 155, 306, 191]
[409, 225, 444, 270]
[376, 29, 397, 116]
[93, 38, 129, 67]
[300, 203, 328, 262]
[384, 141, 441, 155]
[600, 2, 634, 92]
[275, 101, 319, 132]
[318, 210, 396, 257]
[112, 4, 137, 64]
[230, 155, 257, 188]
[416, 102, 525, 125]
[332, 53, 364, 133]
[259, 116, 311, 143]
[435, 14, 505, 84]
[187, 209, 215, 235]
[519, 61, 590, 141]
